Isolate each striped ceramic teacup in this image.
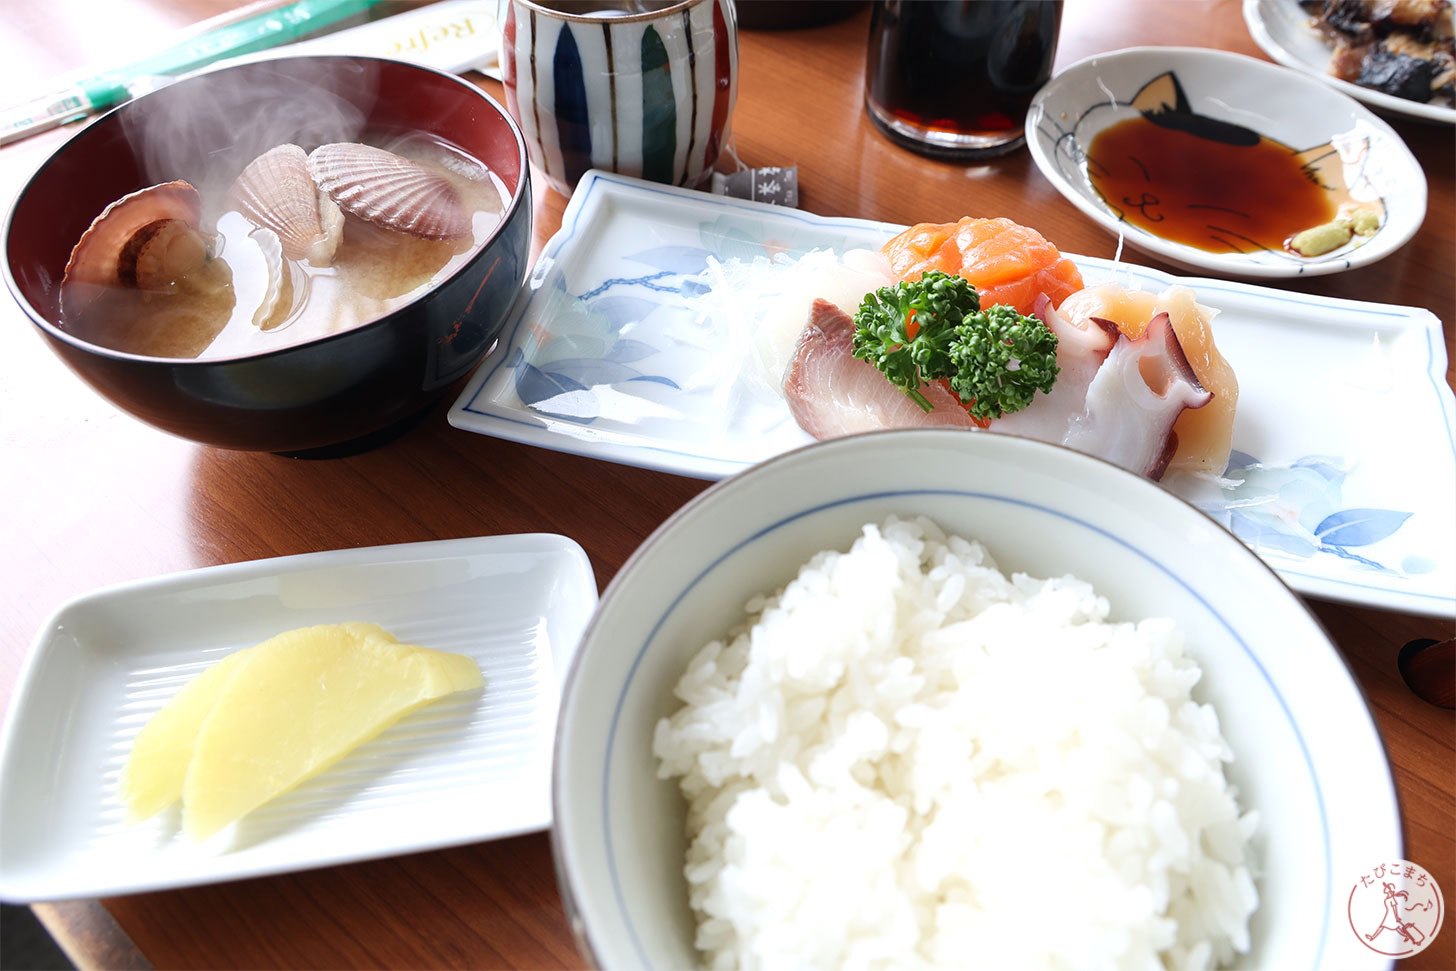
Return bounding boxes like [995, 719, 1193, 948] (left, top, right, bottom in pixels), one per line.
[500, 0, 739, 196]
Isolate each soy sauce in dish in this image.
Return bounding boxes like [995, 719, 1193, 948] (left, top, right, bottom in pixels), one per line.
[1084, 115, 1338, 254]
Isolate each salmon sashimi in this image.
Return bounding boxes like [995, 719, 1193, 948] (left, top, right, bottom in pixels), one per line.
[881, 217, 1085, 315]
[1057, 283, 1239, 475]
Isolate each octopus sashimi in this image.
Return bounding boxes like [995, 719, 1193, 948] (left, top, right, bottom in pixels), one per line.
[993, 295, 1119, 443]
[1058, 284, 1238, 474]
[881, 217, 1084, 315]
[1061, 312, 1214, 481]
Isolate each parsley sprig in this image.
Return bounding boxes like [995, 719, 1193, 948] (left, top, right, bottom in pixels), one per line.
[850, 270, 1060, 421]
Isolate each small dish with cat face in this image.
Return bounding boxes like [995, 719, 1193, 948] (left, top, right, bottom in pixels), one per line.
[1026, 47, 1425, 278]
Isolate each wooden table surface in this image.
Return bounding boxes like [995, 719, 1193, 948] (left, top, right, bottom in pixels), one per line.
[0, 0, 1451, 968]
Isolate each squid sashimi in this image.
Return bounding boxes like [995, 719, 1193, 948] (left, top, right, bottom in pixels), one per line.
[882, 217, 1084, 315]
[1058, 283, 1239, 474]
[784, 299, 978, 439]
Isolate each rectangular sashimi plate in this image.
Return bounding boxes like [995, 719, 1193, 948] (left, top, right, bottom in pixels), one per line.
[450, 171, 1456, 618]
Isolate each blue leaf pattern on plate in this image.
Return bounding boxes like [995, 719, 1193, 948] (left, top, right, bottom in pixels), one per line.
[1228, 512, 1321, 557]
[1201, 452, 1414, 574]
[605, 339, 659, 363]
[538, 358, 651, 387]
[506, 209, 860, 429]
[515, 361, 587, 408]
[512, 244, 696, 419]
[1316, 509, 1413, 547]
[580, 271, 684, 300]
[589, 296, 662, 332]
[698, 215, 849, 263]
[627, 374, 681, 388]
[1319, 545, 1396, 572]
[625, 246, 713, 274]
[680, 278, 711, 297]
[1292, 455, 1347, 482]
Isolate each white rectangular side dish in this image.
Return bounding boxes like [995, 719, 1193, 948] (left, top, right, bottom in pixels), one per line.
[0, 533, 597, 902]
[450, 170, 1456, 618]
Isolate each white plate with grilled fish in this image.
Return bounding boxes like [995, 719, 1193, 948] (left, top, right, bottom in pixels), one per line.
[1244, 0, 1456, 125]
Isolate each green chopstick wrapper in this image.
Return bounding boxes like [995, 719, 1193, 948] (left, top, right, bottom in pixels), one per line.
[0, 0, 378, 147]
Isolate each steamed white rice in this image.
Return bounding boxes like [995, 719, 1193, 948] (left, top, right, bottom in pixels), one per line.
[653, 516, 1259, 971]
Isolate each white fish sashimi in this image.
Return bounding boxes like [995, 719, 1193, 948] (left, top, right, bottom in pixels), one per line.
[783, 299, 977, 439]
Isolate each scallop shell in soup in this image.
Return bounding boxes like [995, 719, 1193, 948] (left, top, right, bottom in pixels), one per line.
[307, 142, 472, 241]
[248, 227, 289, 330]
[230, 144, 344, 266]
[60, 180, 206, 322]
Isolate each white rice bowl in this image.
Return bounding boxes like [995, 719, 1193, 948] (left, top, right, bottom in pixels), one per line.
[654, 516, 1258, 971]
[551, 430, 1399, 971]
